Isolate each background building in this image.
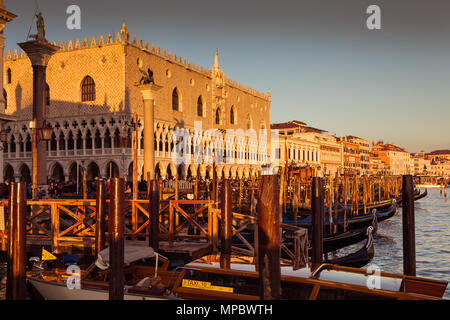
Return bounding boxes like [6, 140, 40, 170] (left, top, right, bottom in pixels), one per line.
[410, 151, 431, 176]
[270, 120, 341, 176]
[371, 141, 411, 175]
[343, 135, 370, 174]
[337, 137, 360, 173]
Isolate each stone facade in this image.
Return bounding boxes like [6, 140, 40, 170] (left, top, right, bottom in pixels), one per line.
[371, 142, 411, 176]
[343, 136, 370, 174]
[0, 1, 16, 182]
[2, 24, 271, 182]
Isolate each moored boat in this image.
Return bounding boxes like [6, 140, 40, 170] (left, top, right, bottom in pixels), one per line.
[27, 244, 182, 300]
[174, 255, 448, 300]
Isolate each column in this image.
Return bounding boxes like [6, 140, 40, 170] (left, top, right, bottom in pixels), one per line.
[18, 40, 59, 186]
[137, 83, 162, 181]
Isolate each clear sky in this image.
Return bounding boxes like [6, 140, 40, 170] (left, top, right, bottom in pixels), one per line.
[3, 0, 450, 153]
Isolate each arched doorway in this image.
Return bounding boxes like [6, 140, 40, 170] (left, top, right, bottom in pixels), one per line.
[4, 164, 14, 182]
[69, 162, 82, 184]
[51, 162, 64, 182]
[17, 165, 28, 184]
[167, 163, 175, 180]
[19, 164, 31, 183]
[128, 162, 134, 182]
[87, 162, 100, 181]
[105, 161, 119, 179]
[177, 164, 185, 180]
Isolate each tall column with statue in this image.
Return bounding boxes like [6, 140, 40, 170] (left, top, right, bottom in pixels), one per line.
[136, 68, 162, 181]
[18, 12, 59, 194]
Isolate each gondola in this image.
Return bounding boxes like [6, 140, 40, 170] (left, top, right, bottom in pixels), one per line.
[283, 202, 396, 234]
[396, 189, 427, 206]
[324, 226, 374, 268]
[294, 198, 394, 216]
[28, 244, 448, 300]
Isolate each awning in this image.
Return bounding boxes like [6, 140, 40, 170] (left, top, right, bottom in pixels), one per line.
[95, 244, 155, 270]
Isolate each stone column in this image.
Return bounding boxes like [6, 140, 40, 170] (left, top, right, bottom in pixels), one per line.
[18, 40, 58, 186]
[136, 83, 162, 181]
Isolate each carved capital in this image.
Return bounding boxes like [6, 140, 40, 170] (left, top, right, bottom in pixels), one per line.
[18, 40, 59, 67]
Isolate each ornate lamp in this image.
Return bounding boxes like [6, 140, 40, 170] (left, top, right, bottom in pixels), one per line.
[38, 120, 53, 141]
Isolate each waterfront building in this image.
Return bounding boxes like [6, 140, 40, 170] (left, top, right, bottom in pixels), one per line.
[426, 149, 450, 162]
[302, 131, 342, 176]
[371, 141, 411, 176]
[369, 152, 388, 176]
[410, 151, 431, 176]
[270, 120, 343, 176]
[342, 136, 370, 174]
[430, 157, 450, 178]
[337, 137, 360, 174]
[2, 24, 271, 183]
[270, 121, 321, 174]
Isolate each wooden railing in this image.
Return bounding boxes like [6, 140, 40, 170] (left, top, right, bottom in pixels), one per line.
[0, 197, 307, 267]
[167, 200, 214, 246]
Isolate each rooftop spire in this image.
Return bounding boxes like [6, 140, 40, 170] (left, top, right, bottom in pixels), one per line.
[214, 49, 219, 71]
[120, 22, 128, 37]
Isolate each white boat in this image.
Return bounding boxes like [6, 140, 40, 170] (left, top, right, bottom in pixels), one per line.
[27, 244, 181, 300]
[28, 277, 172, 300]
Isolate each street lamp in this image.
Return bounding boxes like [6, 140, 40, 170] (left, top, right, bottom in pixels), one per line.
[38, 120, 53, 141]
[121, 114, 141, 200]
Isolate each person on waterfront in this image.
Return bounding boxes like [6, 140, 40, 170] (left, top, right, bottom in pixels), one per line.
[48, 182, 56, 197]
[125, 182, 132, 198]
[26, 183, 32, 199]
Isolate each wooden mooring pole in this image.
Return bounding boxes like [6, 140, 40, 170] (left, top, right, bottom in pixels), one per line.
[149, 179, 160, 251]
[257, 174, 281, 300]
[6, 182, 27, 300]
[402, 175, 416, 276]
[220, 179, 232, 269]
[108, 178, 125, 300]
[95, 179, 106, 257]
[311, 177, 324, 268]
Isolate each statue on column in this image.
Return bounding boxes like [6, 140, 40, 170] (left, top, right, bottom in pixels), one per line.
[29, 12, 46, 41]
[137, 68, 154, 85]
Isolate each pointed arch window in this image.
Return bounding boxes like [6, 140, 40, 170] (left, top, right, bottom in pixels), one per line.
[215, 108, 221, 125]
[7, 68, 11, 84]
[81, 76, 96, 102]
[197, 96, 203, 117]
[172, 88, 179, 111]
[3, 89, 6, 110]
[230, 106, 235, 124]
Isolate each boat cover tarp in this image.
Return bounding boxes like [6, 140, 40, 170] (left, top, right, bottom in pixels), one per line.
[95, 244, 155, 270]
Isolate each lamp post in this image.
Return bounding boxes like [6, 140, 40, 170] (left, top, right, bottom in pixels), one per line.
[121, 113, 141, 200]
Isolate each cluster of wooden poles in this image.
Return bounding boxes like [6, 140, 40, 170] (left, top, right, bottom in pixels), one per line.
[4, 174, 418, 300]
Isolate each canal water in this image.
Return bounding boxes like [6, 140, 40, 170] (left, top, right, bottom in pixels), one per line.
[335, 187, 450, 298]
